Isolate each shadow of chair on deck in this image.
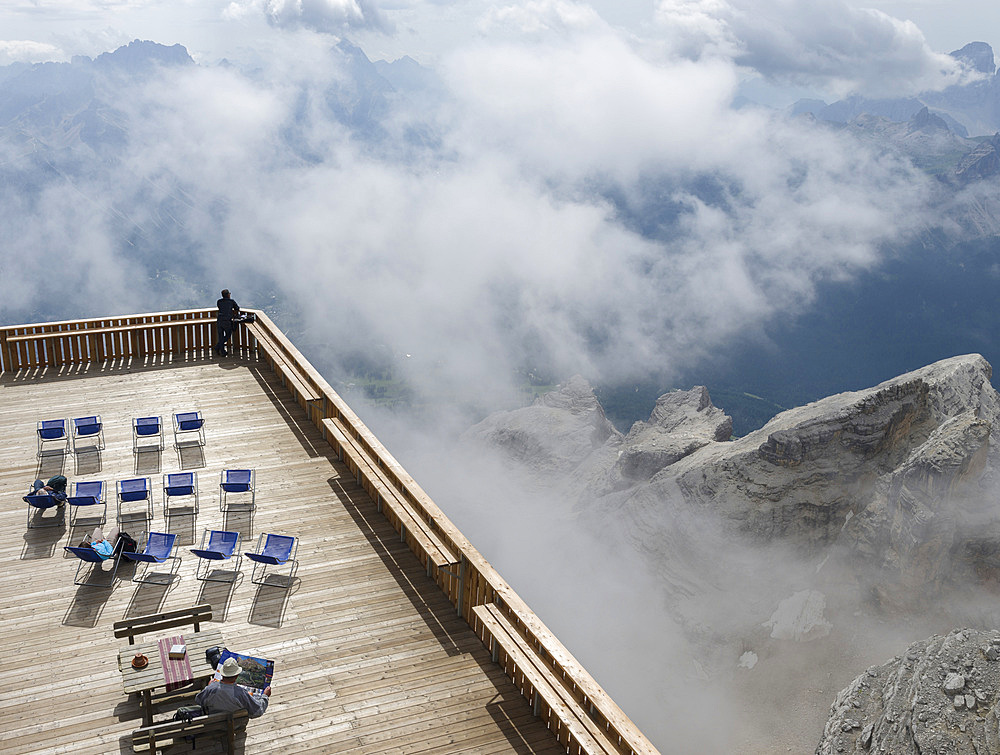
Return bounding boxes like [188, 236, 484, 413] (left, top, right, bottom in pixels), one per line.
[74, 448, 102, 475]
[327, 475, 467, 657]
[247, 578, 301, 628]
[35, 451, 67, 481]
[176, 444, 206, 470]
[62, 583, 116, 628]
[197, 577, 240, 622]
[21, 521, 66, 559]
[123, 580, 174, 619]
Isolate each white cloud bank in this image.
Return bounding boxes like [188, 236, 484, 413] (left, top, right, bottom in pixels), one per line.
[225, 0, 391, 33]
[655, 0, 983, 96]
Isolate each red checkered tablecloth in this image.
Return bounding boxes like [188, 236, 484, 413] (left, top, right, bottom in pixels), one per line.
[158, 635, 193, 692]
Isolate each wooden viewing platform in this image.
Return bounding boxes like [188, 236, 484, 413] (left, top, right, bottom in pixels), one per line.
[0, 311, 659, 755]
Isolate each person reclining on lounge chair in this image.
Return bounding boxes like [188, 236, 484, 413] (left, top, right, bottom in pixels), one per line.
[25, 475, 68, 503]
[79, 526, 121, 560]
[195, 657, 271, 723]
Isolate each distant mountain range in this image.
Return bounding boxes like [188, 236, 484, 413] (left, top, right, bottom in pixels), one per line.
[789, 42, 1000, 138]
[3, 40, 1000, 437]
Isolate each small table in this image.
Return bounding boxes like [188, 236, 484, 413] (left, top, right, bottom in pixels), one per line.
[117, 628, 225, 726]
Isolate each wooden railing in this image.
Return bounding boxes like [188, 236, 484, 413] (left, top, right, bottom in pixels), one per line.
[0, 310, 659, 755]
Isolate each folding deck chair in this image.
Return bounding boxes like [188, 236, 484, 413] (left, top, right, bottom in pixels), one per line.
[67, 480, 107, 527]
[245, 533, 299, 587]
[72, 415, 105, 454]
[63, 530, 123, 587]
[190, 530, 242, 582]
[219, 469, 255, 512]
[25, 493, 65, 529]
[117, 477, 153, 526]
[172, 411, 206, 448]
[163, 472, 199, 519]
[132, 416, 164, 453]
[122, 532, 181, 584]
[36, 419, 70, 457]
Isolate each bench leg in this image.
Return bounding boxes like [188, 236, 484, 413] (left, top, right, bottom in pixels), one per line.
[142, 689, 153, 727]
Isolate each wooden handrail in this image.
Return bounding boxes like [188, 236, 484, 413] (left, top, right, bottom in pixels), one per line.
[0, 309, 659, 755]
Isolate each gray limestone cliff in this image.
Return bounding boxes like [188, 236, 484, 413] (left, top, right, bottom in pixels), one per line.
[464, 354, 1000, 606]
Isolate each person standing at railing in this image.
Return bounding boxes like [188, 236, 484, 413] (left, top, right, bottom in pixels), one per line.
[214, 289, 241, 356]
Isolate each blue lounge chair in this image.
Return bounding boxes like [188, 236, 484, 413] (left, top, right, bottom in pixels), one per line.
[72, 415, 105, 453]
[245, 533, 298, 587]
[67, 480, 107, 527]
[36, 419, 69, 457]
[25, 493, 65, 529]
[132, 416, 164, 453]
[163, 472, 199, 519]
[122, 532, 181, 584]
[117, 477, 153, 525]
[172, 411, 206, 448]
[190, 530, 242, 582]
[219, 469, 255, 512]
[63, 531, 122, 587]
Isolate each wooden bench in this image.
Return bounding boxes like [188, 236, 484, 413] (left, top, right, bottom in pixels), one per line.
[322, 416, 459, 574]
[245, 321, 321, 401]
[473, 603, 623, 755]
[132, 709, 249, 755]
[113, 604, 213, 645]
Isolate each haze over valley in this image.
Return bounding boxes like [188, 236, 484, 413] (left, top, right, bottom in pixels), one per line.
[4, 2, 1000, 752]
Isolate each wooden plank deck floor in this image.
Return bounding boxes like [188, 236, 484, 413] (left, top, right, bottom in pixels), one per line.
[0, 357, 566, 755]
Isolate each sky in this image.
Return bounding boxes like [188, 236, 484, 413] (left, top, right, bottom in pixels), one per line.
[1, 1, 997, 72]
[3, 2, 1000, 751]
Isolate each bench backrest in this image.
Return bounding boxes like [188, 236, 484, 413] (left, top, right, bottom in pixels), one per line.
[113, 604, 213, 644]
[132, 710, 249, 755]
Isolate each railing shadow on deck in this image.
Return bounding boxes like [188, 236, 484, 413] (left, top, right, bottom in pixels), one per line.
[245, 363, 328, 458]
[328, 475, 467, 657]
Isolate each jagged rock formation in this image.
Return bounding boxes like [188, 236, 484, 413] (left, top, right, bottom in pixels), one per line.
[956, 132, 1000, 181]
[461, 375, 620, 478]
[817, 628, 1000, 755]
[465, 354, 1000, 606]
[616, 386, 732, 481]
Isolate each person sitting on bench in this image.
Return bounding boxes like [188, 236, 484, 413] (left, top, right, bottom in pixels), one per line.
[195, 657, 271, 721]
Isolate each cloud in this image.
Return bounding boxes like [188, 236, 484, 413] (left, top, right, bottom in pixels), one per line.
[0, 40, 65, 64]
[225, 0, 391, 33]
[655, 0, 982, 97]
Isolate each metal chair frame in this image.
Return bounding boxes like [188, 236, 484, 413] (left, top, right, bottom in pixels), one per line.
[122, 531, 182, 584]
[63, 535, 123, 587]
[72, 415, 105, 453]
[37, 419, 70, 457]
[172, 411, 206, 448]
[117, 477, 154, 526]
[67, 480, 107, 527]
[244, 533, 299, 588]
[25, 493, 65, 529]
[190, 529, 242, 583]
[219, 469, 255, 512]
[132, 416, 164, 453]
[163, 471, 200, 519]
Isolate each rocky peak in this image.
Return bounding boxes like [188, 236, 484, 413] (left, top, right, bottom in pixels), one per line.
[616, 387, 732, 480]
[908, 106, 950, 134]
[956, 132, 1000, 182]
[950, 41, 996, 75]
